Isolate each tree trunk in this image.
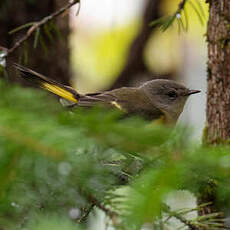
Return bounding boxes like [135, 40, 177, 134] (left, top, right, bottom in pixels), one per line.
[0, 0, 71, 85]
[206, 0, 230, 144]
[110, 0, 162, 89]
[200, 1, 230, 227]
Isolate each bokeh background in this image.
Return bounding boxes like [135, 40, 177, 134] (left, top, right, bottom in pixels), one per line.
[69, 0, 208, 139]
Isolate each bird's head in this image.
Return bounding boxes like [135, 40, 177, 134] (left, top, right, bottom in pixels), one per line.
[140, 79, 200, 123]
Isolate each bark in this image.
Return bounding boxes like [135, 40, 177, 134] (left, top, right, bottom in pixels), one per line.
[110, 0, 163, 89]
[200, 1, 230, 227]
[0, 0, 71, 85]
[206, 0, 230, 144]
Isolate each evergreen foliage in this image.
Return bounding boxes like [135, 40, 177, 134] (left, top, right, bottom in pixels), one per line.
[150, 0, 206, 32]
[0, 80, 229, 230]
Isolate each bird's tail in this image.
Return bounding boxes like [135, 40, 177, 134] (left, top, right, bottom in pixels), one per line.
[14, 63, 80, 104]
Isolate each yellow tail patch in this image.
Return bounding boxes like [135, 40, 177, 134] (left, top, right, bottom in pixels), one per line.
[42, 83, 78, 103]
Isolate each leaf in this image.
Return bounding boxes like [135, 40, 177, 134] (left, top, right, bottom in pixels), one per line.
[183, 6, 189, 31]
[9, 22, 35, 35]
[44, 23, 54, 43]
[188, 0, 204, 26]
[39, 33, 48, 54]
[178, 18, 186, 32]
[195, 0, 206, 20]
[161, 15, 176, 31]
[149, 17, 168, 27]
[177, 19, 182, 34]
[23, 42, 29, 65]
[149, 0, 206, 32]
[18, 47, 23, 64]
[49, 21, 63, 41]
[33, 28, 40, 49]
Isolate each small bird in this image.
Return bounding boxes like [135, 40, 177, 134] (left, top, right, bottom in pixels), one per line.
[14, 64, 200, 124]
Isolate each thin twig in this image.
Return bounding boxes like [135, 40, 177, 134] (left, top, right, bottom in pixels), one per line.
[88, 195, 117, 220]
[83, 194, 119, 226]
[7, 0, 80, 54]
[78, 204, 95, 223]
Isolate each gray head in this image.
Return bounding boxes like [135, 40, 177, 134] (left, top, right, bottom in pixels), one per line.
[140, 79, 200, 123]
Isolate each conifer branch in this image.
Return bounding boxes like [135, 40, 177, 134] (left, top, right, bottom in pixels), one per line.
[0, 125, 63, 159]
[164, 204, 225, 230]
[178, 0, 187, 14]
[150, 0, 206, 32]
[0, 0, 80, 56]
[78, 204, 95, 223]
[82, 194, 119, 226]
[166, 210, 199, 230]
[150, 0, 188, 30]
[87, 195, 117, 220]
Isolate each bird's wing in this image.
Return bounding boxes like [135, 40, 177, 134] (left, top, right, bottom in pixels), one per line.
[14, 63, 80, 103]
[78, 93, 120, 108]
[84, 88, 165, 120]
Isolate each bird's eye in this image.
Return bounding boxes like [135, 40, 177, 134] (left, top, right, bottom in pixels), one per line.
[167, 91, 177, 99]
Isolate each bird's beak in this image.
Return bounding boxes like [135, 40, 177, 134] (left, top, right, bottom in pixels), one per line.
[187, 89, 201, 96]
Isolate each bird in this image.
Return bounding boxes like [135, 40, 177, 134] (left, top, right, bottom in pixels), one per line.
[14, 64, 200, 124]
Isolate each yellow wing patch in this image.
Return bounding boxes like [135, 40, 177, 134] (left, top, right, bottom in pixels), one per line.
[42, 83, 78, 103]
[110, 101, 125, 111]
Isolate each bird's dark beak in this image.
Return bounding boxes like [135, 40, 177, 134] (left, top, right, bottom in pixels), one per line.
[187, 89, 201, 96]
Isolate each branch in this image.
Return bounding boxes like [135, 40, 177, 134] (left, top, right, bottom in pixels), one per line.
[164, 204, 224, 230]
[150, 0, 206, 31]
[166, 210, 199, 230]
[87, 195, 117, 220]
[78, 203, 95, 223]
[0, 0, 80, 56]
[80, 194, 119, 226]
[149, 0, 188, 32]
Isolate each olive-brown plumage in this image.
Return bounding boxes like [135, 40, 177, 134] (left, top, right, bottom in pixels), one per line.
[15, 64, 200, 124]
